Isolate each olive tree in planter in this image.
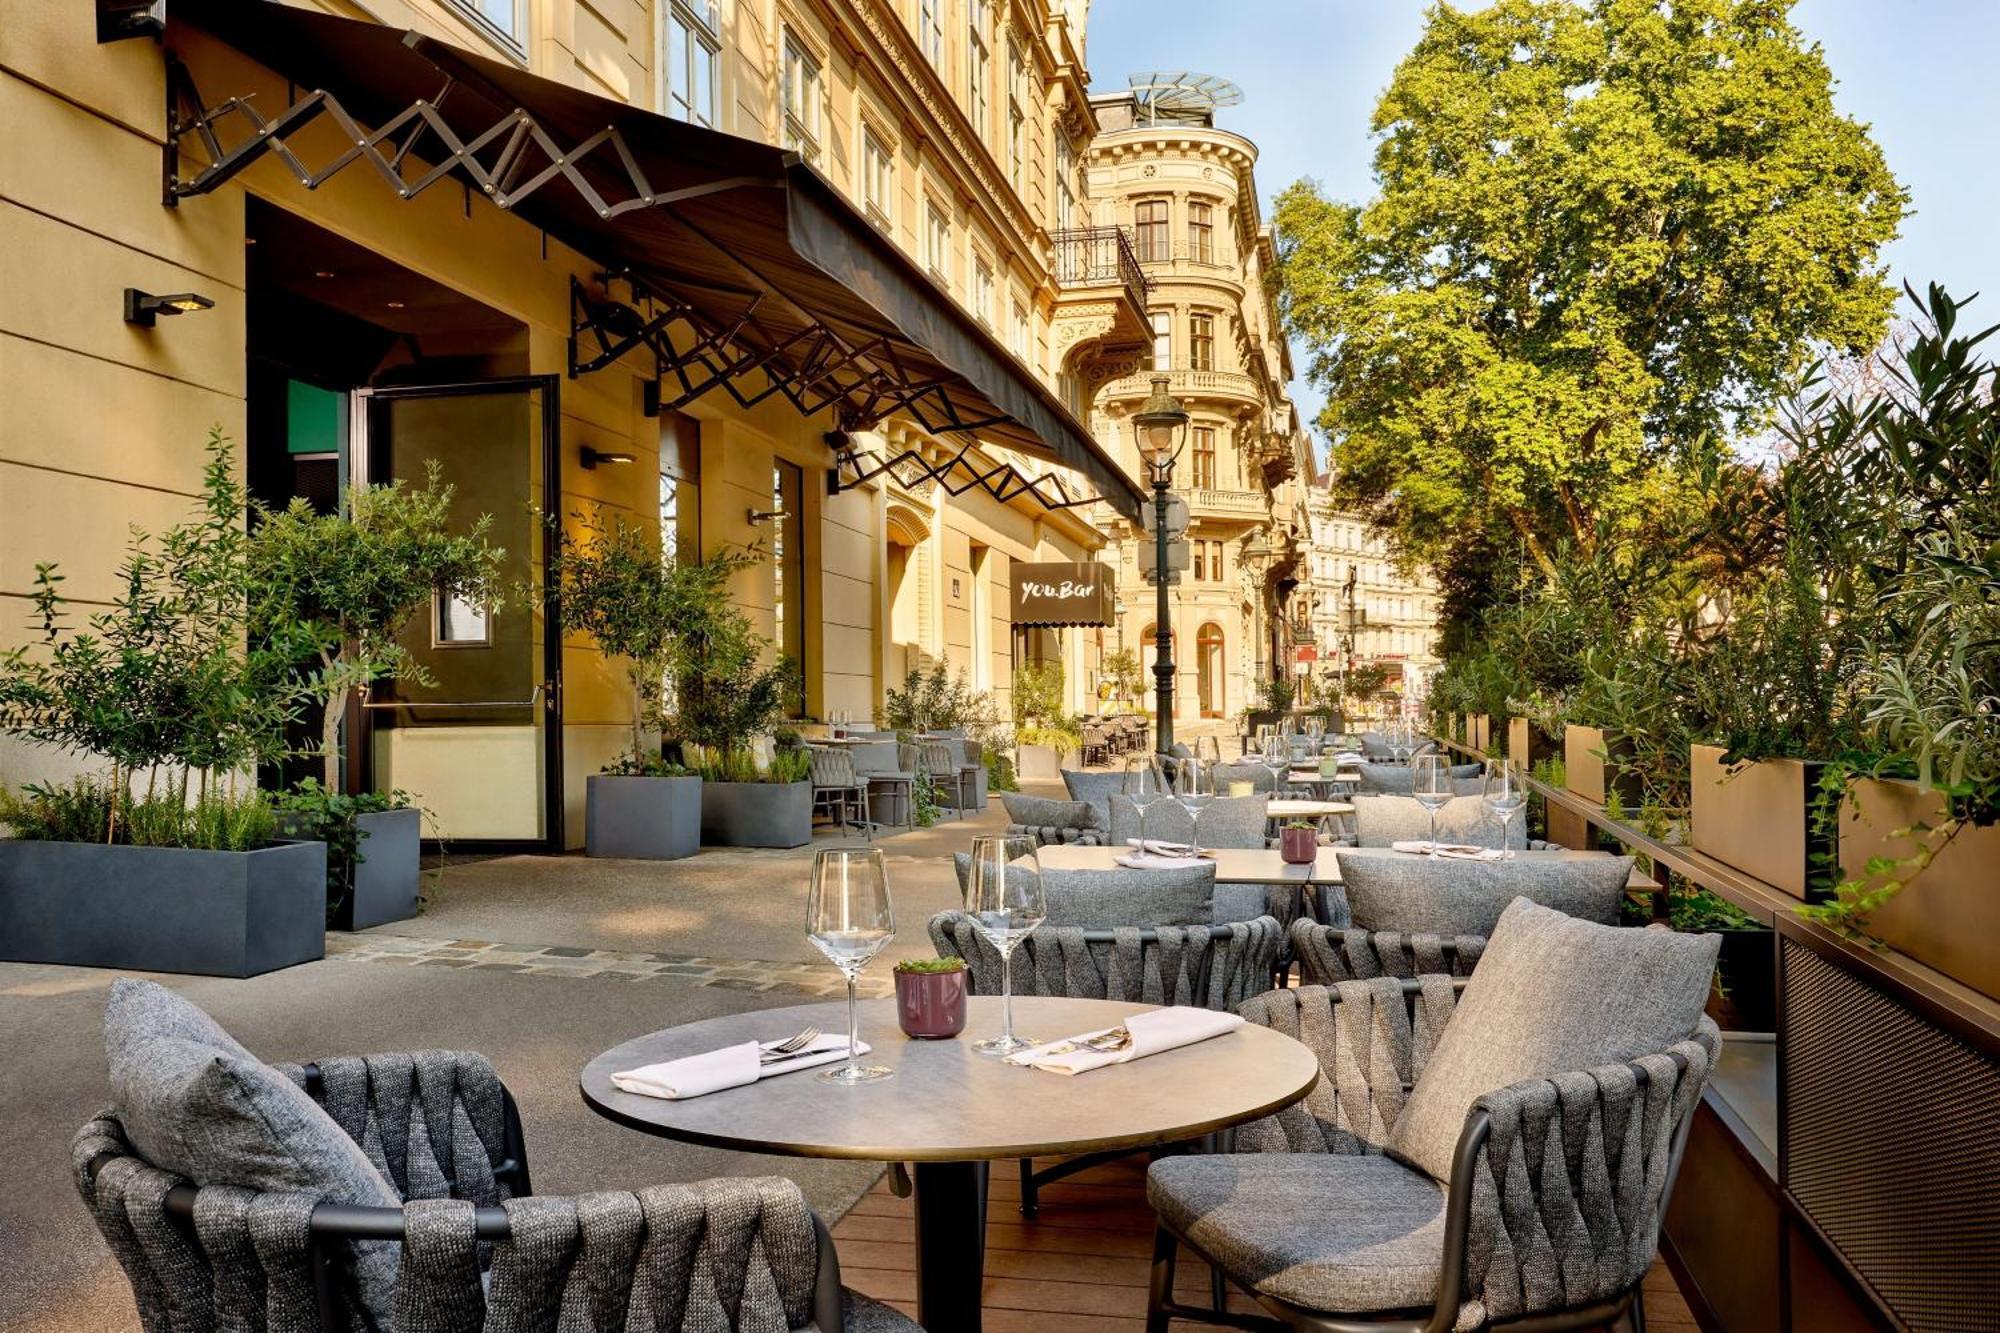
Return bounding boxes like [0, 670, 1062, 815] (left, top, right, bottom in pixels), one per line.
[548, 511, 702, 860]
[1011, 661, 1076, 779]
[0, 429, 323, 977]
[247, 462, 503, 922]
[653, 547, 805, 848]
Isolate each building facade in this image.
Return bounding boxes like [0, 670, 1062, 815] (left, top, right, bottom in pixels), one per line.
[0, 0, 1137, 849]
[1301, 474, 1442, 714]
[1063, 79, 1316, 724]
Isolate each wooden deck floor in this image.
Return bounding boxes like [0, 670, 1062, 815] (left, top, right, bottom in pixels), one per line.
[833, 1156, 1698, 1331]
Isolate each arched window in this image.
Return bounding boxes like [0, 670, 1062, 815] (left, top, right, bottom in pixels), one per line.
[1196, 623, 1226, 718]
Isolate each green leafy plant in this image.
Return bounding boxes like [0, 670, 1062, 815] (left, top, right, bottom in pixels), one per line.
[983, 747, 1019, 793]
[269, 779, 418, 923]
[645, 545, 798, 755]
[600, 752, 693, 778]
[1101, 649, 1143, 705]
[690, 746, 809, 785]
[0, 776, 275, 852]
[893, 956, 966, 974]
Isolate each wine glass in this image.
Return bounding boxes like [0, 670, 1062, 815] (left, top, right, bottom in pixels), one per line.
[1173, 757, 1216, 855]
[806, 847, 896, 1084]
[965, 834, 1045, 1057]
[1259, 734, 1292, 799]
[1411, 753, 1454, 856]
[1192, 735, 1222, 767]
[1123, 753, 1170, 851]
[1484, 758, 1527, 858]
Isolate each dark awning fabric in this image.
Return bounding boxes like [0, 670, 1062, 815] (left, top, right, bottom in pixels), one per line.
[1011, 562, 1116, 628]
[167, 1, 1145, 521]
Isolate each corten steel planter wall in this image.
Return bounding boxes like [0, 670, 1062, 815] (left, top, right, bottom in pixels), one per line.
[1564, 724, 1644, 809]
[1840, 777, 2000, 1001]
[1015, 743, 1065, 781]
[586, 775, 700, 861]
[1689, 745, 1831, 901]
[0, 839, 326, 977]
[700, 780, 811, 849]
[1467, 713, 1491, 753]
[1508, 717, 1558, 769]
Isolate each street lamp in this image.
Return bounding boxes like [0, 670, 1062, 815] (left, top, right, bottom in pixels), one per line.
[1132, 373, 1190, 754]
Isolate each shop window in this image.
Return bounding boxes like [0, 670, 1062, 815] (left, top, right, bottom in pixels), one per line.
[662, 0, 719, 127]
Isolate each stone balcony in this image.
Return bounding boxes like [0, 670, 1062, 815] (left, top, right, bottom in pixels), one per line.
[1098, 364, 1265, 409]
[1183, 486, 1270, 522]
[1049, 226, 1152, 353]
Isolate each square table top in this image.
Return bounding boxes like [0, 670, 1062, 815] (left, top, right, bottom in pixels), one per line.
[1036, 843, 1654, 889]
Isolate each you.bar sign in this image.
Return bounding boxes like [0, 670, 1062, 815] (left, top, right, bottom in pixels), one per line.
[1011, 562, 1115, 628]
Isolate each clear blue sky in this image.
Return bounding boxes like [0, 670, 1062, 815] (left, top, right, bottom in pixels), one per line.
[1085, 0, 2000, 454]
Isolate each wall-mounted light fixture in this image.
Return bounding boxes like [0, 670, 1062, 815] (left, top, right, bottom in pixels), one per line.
[747, 507, 789, 526]
[124, 288, 214, 328]
[580, 446, 636, 470]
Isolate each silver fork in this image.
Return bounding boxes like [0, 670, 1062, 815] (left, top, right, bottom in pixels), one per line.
[759, 1026, 822, 1062]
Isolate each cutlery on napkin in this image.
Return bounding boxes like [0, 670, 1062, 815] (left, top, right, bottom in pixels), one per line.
[1389, 840, 1507, 861]
[1006, 1006, 1243, 1075]
[610, 1034, 871, 1100]
[1123, 838, 1210, 857]
[1114, 852, 1207, 870]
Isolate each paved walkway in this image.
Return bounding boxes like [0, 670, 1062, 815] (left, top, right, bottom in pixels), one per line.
[0, 791, 1019, 1332]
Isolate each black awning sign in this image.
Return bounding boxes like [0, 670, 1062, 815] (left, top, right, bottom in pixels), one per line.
[1012, 562, 1115, 628]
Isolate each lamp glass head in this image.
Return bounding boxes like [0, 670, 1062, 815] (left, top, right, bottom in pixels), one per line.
[1131, 373, 1189, 466]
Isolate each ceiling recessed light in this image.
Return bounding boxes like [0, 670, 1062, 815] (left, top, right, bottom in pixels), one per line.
[313, 270, 336, 279]
[385, 301, 406, 309]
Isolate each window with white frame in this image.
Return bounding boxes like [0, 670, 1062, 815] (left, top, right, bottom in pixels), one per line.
[967, 0, 990, 137]
[658, 1, 719, 126]
[781, 33, 823, 165]
[925, 200, 952, 285]
[973, 257, 995, 327]
[1006, 42, 1025, 190]
[1054, 133, 1076, 229]
[1149, 310, 1171, 369]
[862, 129, 894, 229]
[919, 0, 944, 67]
[455, 0, 525, 49]
[1010, 300, 1029, 360]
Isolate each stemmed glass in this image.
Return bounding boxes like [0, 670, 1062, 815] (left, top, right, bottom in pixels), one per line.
[806, 847, 896, 1084]
[1123, 754, 1171, 851]
[1259, 734, 1292, 799]
[1389, 718, 1413, 765]
[1173, 756, 1216, 856]
[965, 834, 1045, 1057]
[1484, 758, 1527, 859]
[1411, 753, 1454, 856]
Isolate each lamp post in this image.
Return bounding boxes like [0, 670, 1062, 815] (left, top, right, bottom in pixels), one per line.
[1132, 373, 1190, 755]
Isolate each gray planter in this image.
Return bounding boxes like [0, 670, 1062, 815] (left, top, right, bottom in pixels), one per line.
[348, 807, 423, 929]
[1016, 743, 1067, 780]
[700, 780, 812, 848]
[587, 774, 701, 861]
[0, 838, 327, 978]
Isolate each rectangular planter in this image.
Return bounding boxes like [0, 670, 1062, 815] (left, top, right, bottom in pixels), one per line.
[1468, 713, 1491, 753]
[586, 774, 700, 861]
[700, 779, 811, 849]
[1016, 743, 1066, 781]
[0, 839, 326, 977]
[1508, 717, 1558, 769]
[1689, 745, 1831, 901]
[1564, 724, 1644, 810]
[349, 807, 423, 929]
[1839, 777, 2000, 1001]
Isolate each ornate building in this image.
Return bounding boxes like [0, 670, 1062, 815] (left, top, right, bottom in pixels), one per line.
[1060, 75, 1316, 722]
[1302, 473, 1443, 712]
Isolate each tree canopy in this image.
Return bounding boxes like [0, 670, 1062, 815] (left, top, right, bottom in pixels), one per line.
[1274, 0, 1905, 617]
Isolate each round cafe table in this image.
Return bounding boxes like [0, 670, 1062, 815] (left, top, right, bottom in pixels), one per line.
[581, 994, 1319, 1333]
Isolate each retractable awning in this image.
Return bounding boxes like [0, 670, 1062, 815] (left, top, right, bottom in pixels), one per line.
[161, 1, 1146, 521]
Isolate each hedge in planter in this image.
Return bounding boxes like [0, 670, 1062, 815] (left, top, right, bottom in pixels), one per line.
[694, 748, 811, 848]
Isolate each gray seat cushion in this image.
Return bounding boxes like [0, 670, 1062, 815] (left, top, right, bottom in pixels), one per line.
[1149, 1153, 1445, 1313]
[1335, 849, 1633, 934]
[1108, 793, 1268, 849]
[1388, 899, 1720, 1181]
[1354, 763, 1483, 795]
[103, 978, 403, 1320]
[1000, 793, 1100, 841]
[1061, 769, 1129, 831]
[952, 854, 1215, 927]
[843, 1289, 926, 1331]
[1351, 794, 1521, 849]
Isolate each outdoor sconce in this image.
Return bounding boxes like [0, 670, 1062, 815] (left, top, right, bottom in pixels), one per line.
[124, 288, 214, 327]
[580, 447, 636, 470]
[747, 507, 789, 526]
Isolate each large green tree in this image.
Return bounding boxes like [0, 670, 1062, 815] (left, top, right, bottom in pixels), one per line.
[1275, 0, 1904, 609]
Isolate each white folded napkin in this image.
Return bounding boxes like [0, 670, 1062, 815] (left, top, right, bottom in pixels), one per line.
[1006, 1006, 1244, 1076]
[1124, 837, 1207, 857]
[610, 1034, 871, 1100]
[1389, 840, 1507, 861]
[1115, 852, 1207, 870]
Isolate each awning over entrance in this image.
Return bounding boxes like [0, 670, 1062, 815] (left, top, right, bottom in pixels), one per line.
[1011, 563, 1116, 628]
[161, 1, 1146, 521]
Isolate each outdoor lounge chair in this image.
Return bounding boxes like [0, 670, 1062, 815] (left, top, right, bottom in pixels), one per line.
[1145, 900, 1719, 1332]
[1309, 846, 1631, 942]
[75, 980, 916, 1333]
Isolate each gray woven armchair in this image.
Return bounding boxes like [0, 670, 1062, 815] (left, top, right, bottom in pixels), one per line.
[75, 1052, 916, 1333]
[1145, 928, 1719, 1332]
[1289, 918, 1485, 985]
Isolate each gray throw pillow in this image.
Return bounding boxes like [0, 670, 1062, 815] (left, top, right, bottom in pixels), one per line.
[1335, 848, 1634, 934]
[1388, 900, 1719, 1181]
[1351, 794, 1521, 849]
[1354, 763, 1484, 796]
[104, 978, 403, 1320]
[1001, 793, 1098, 831]
[1060, 769, 1129, 832]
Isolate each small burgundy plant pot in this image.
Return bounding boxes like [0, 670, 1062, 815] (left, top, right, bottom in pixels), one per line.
[895, 968, 968, 1039]
[1279, 825, 1318, 865]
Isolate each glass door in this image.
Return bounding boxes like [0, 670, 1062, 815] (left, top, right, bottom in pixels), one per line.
[357, 378, 562, 850]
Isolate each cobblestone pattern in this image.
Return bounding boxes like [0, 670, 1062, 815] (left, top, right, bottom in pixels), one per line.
[327, 933, 894, 998]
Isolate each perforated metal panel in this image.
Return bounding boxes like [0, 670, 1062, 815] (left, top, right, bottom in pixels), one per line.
[1781, 939, 2000, 1330]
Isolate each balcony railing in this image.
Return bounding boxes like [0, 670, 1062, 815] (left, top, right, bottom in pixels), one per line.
[1184, 487, 1269, 519]
[1051, 226, 1149, 313]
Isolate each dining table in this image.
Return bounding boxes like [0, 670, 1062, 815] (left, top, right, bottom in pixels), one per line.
[581, 995, 1320, 1333]
[1039, 842, 1658, 890]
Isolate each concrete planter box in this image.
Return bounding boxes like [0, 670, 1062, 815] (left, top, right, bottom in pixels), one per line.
[1689, 745, 1831, 901]
[700, 779, 811, 848]
[586, 775, 700, 861]
[1016, 743, 1067, 781]
[0, 838, 326, 977]
[1839, 777, 2000, 1001]
[1564, 724, 1643, 810]
[1468, 714, 1492, 753]
[348, 808, 422, 929]
[1508, 717, 1558, 769]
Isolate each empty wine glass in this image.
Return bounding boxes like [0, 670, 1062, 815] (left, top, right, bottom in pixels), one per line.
[1259, 734, 1292, 798]
[1484, 758, 1527, 859]
[965, 834, 1045, 1057]
[1411, 753, 1454, 855]
[1173, 757, 1216, 855]
[1123, 754, 1170, 851]
[806, 847, 896, 1084]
